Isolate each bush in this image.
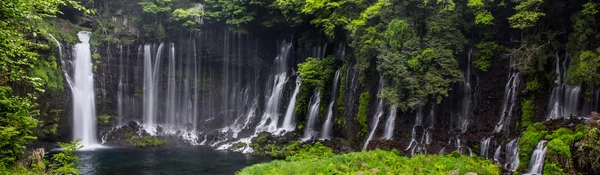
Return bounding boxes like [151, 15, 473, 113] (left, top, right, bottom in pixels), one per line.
[96, 114, 111, 124]
[48, 140, 82, 175]
[238, 150, 500, 175]
[128, 135, 165, 147]
[0, 87, 37, 168]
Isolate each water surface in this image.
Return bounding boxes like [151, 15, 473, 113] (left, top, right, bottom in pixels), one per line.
[77, 146, 270, 175]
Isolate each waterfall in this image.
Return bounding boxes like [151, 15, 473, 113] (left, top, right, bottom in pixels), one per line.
[255, 42, 293, 133]
[480, 137, 491, 159]
[383, 105, 398, 140]
[282, 77, 301, 131]
[142, 43, 164, 132]
[459, 49, 473, 133]
[71, 31, 101, 148]
[548, 52, 583, 120]
[493, 145, 502, 163]
[524, 140, 547, 175]
[362, 78, 385, 150]
[302, 91, 321, 141]
[165, 43, 177, 128]
[320, 69, 341, 140]
[117, 45, 124, 126]
[494, 53, 520, 133]
[505, 138, 520, 172]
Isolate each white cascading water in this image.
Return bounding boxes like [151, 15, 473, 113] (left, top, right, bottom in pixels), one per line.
[548, 52, 582, 120]
[71, 31, 101, 148]
[320, 69, 341, 140]
[406, 106, 435, 155]
[282, 77, 301, 132]
[255, 42, 293, 133]
[142, 43, 164, 134]
[362, 78, 385, 150]
[494, 53, 520, 133]
[493, 145, 502, 163]
[165, 43, 177, 128]
[383, 105, 398, 140]
[505, 138, 520, 172]
[302, 91, 321, 141]
[524, 140, 547, 175]
[480, 137, 491, 159]
[459, 49, 473, 133]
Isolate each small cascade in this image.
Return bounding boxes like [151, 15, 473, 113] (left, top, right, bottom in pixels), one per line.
[320, 69, 342, 140]
[282, 77, 301, 131]
[505, 138, 520, 172]
[459, 49, 473, 133]
[255, 42, 293, 133]
[480, 137, 491, 159]
[302, 91, 321, 141]
[117, 45, 124, 126]
[362, 78, 385, 150]
[406, 106, 435, 155]
[494, 53, 520, 133]
[71, 31, 101, 148]
[524, 140, 547, 175]
[383, 105, 398, 140]
[142, 43, 164, 133]
[165, 43, 176, 128]
[548, 52, 583, 119]
[493, 145, 502, 163]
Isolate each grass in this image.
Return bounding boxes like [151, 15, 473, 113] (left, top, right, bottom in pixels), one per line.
[238, 150, 500, 175]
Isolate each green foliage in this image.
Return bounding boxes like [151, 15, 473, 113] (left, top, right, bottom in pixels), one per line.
[526, 78, 543, 92]
[0, 87, 37, 168]
[520, 98, 535, 128]
[473, 42, 504, 72]
[96, 115, 111, 124]
[567, 51, 600, 89]
[467, 0, 494, 25]
[508, 0, 546, 29]
[48, 139, 82, 175]
[28, 58, 64, 90]
[542, 127, 584, 174]
[128, 135, 165, 147]
[298, 57, 335, 87]
[575, 127, 600, 173]
[357, 91, 370, 138]
[239, 150, 500, 175]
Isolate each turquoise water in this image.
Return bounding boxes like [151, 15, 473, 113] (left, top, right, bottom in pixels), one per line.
[76, 146, 270, 175]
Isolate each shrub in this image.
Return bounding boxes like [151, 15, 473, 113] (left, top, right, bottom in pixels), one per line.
[97, 114, 111, 124]
[128, 135, 165, 147]
[48, 139, 82, 175]
[238, 150, 500, 175]
[0, 87, 37, 168]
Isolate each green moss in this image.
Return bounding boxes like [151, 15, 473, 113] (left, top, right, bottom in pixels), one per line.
[239, 150, 500, 175]
[128, 135, 165, 147]
[28, 57, 64, 90]
[335, 62, 348, 129]
[357, 91, 370, 138]
[521, 97, 535, 128]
